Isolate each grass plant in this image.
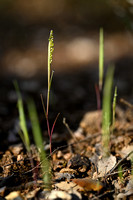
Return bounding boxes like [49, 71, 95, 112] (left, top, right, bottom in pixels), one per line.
[112, 86, 117, 134]
[95, 28, 104, 110]
[28, 99, 50, 185]
[41, 30, 59, 154]
[95, 84, 101, 110]
[14, 81, 50, 185]
[14, 30, 57, 188]
[102, 65, 114, 157]
[14, 81, 40, 187]
[47, 30, 54, 115]
[118, 165, 124, 183]
[14, 80, 30, 152]
[98, 28, 118, 157]
[99, 28, 104, 91]
[41, 94, 59, 155]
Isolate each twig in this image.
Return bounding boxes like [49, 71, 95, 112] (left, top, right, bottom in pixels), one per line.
[105, 168, 133, 177]
[91, 190, 114, 200]
[106, 150, 133, 177]
[63, 118, 78, 143]
[120, 98, 133, 109]
[50, 132, 101, 156]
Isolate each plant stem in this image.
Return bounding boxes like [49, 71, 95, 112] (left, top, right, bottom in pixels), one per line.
[102, 65, 114, 157]
[99, 28, 104, 91]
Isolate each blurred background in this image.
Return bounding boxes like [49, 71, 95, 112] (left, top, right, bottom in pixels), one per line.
[0, 0, 133, 78]
[0, 0, 133, 149]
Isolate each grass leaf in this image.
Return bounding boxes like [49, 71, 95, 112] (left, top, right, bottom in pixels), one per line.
[99, 28, 104, 91]
[112, 86, 117, 134]
[14, 80, 30, 152]
[102, 65, 114, 157]
[28, 98, 51, 185]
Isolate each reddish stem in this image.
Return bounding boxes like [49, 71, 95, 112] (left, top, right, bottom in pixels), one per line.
[95, 83, 101, 110]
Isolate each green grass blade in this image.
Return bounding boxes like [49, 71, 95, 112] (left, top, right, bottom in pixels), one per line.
[14, 80, 30, 152]
[49, 70, 54, 91]
[118, 165, 123, 183]
[112, 86, 117, 134]
[102, 66, 114, 157]
[99, 28, 104, 91]
[27, 99, 51, 185]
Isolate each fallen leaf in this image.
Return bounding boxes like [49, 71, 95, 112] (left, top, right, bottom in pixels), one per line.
[5, 191, 23, 200]
[55, 181, 83, 193]
[120, 146, 133, 160]
[97, 154, 116, 177]
[71, 178, 103, 191]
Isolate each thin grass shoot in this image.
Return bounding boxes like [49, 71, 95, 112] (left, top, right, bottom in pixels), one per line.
[95, 83, 101, 110]
[99, 28, 104, 91]
[14, 80, 30, 152]
[118, 165, 124, 184]
[28, 99, 51, 185]
[112, 86, 117, 134]
[41, 30, 59, 154]
[47, 30, 54, 115]
[41, 94, 59, 154]
[102, 65, 114, 157]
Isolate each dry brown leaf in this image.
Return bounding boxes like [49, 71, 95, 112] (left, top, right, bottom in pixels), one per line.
[120, 146, 133, 160]
[97, 154, 116, 177]
[5, 191, 23, 200]
[55, 181, 81, 191]
[71, 178, 103, 191]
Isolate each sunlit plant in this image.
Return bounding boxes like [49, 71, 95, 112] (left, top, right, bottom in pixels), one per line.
[14, 81, 40, 188]
[41, 30, 59, 154]
[14, 80, 30, 153]
[28, 99, 51, 185]
[102, 65, 114, 157]
[99, 28, 104, 91]
[14, 81, 50, 186]
[118, 165, 124, 184]
[95, 28, 104, 110]
[47, 30, 54, 115]
[112, 86, 117, 134]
